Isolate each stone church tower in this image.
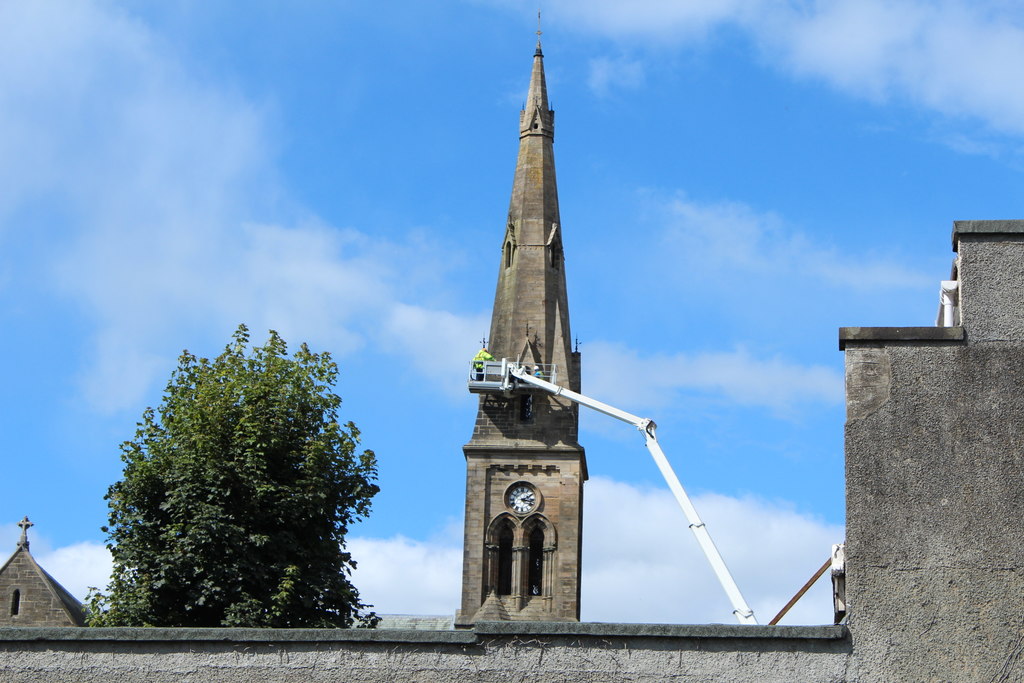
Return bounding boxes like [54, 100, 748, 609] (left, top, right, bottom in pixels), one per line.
[455, 38, 587, 627]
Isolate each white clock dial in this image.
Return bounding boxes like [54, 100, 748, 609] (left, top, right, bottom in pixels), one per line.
[507, 485, 537, 514]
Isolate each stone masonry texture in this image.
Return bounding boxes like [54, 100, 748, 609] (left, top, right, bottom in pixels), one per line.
[459, 42, 586, 627]
[0, 624, 851, 682]
[0, 547, 83, 627]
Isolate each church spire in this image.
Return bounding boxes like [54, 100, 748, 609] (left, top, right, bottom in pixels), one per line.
[521, 37, 552, 141]
[486, 35, 575, 400]
[457, 36, 586, 627]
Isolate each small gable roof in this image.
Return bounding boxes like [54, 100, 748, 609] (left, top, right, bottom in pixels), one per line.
[0, 542, 86, 627]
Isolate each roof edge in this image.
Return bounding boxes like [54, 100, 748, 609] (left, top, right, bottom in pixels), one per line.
[952, 220, 1024, 251]
[839, 326, 965, 350]
[22, 549, 87, 626]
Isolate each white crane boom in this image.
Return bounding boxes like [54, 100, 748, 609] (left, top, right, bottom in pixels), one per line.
[505, 363, 758, 625]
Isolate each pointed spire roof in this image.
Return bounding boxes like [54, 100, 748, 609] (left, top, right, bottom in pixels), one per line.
[520, 38, 553, 141]
[525, 39, 549, 115]
[485, 37, 572, 393]
[469, 35, 583, 453]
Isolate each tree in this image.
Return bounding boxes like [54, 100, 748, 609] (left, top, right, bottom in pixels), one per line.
[89, 325, 379, 627]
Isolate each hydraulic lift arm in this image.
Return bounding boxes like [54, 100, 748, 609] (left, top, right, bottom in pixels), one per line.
[506, 364, 758, 625]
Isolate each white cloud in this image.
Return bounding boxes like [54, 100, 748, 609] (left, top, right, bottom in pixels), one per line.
[766, 1, 1024, 133]
[378, 304, 490, 396]
[0, 1, 485, 413]
[544, 0, 758, 43]
[657, 192, 930, 290]
[581, 476, 842, 624]
[0, 1, 270, 228]
[346, 477, 842, 625]
[766, 0, 932, 101]
[587, 56, 645, 97]
[349, 534, 463, 616]
[934, 130, 1007, 158]
[36, 542, 113, 601]
[582, 340, 843, 415]
[543, 0, 1024, 137]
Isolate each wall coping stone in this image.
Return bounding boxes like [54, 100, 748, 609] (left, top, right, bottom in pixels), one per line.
[952, 219, 1024, 250]
[839, 326, 965, 350]
[473, 621, 848, 640]
[463, 444, 585, 455]
[0, 623, 848, 645]
[0, 626, 477, 644]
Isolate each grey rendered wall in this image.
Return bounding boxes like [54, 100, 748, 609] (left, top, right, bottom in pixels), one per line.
[0, 623, 850, 683]
[841, 224, 1024, 682]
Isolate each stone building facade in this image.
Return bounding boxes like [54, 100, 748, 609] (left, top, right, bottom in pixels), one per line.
[456, 39, 586, 627]
[0, 517, 85, 627]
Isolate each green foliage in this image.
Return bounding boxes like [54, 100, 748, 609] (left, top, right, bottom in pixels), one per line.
[90, 325, 380, 628]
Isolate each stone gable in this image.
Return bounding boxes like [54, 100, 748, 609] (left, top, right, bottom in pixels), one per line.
[0, 546, 85, 627]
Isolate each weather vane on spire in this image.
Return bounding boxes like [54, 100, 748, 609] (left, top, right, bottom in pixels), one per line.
[535, 9, 544, 55]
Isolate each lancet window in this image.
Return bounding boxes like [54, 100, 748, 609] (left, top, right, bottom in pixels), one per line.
[527, 526, 544, 596]
[496, 523, 514, 596]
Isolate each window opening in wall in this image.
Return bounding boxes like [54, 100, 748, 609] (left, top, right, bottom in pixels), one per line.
[505, 242, 514, 268]
[10, 589, 20, 616]
[528, 527, 544, 596]
[520, 395, 534, 421]
[497, 525, 514, 596]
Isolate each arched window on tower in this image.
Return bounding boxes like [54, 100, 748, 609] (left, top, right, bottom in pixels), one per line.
[497, 524, 514, 596]
[527, 526, 544, 596]
[10, 589, 20, 616]
[505, 241, 515, 269]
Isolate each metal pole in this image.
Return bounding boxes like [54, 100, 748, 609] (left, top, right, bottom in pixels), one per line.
[768, 556, 832, 625]
[641, 427, 758, 625]
[509, 367, 645, 426]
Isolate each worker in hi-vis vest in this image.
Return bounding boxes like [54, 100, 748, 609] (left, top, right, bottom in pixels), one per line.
[472, 347, 495, 380]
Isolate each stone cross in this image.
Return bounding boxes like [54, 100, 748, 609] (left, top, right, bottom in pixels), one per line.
[17, 516, 32, 548]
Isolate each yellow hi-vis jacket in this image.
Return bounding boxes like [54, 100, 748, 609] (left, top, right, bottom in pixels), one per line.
[473, 348, 495, 369]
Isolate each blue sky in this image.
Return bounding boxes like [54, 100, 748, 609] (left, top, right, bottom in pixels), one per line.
[2, 0, 1023, 625]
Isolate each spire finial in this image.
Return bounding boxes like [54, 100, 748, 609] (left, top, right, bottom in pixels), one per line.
[535, 9, 543, 55]
[17, 516, 33, 549]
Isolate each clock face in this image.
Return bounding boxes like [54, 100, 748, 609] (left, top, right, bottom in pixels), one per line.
[507, 485, 537, 514]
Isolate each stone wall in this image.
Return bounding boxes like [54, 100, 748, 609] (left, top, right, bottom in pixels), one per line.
[840, 221, 1024, 682]
[0, 623, 850, 683]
